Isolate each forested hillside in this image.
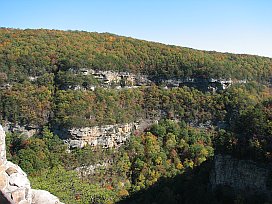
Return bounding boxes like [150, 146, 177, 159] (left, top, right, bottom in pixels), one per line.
[0, 28, 271, 203]
[0, 28, 271, 83]
[0, 28, 271, 129]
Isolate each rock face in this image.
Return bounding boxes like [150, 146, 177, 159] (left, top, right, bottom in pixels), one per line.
[2, 123, 38, 138]
[55, 120, 157, 149]
[0, 125, 7, 166]
[32, 190, 63, 204]
[85, 68, 152, 88]
[77, 68, 247, 92]
[210, 154, 272, 197]
[0, 125, 64, 204]
[66, 122, 137, 148]
[62, 68, 152, 91]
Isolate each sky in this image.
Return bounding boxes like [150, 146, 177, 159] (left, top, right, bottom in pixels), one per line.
[1, 0, 272, 57]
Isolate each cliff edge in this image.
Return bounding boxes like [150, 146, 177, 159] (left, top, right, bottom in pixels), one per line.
[0, 125, 64, 204]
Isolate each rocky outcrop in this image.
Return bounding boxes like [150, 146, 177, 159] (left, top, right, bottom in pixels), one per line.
[56, 67, 250, 93]
[2, 123, 38, 138]
[75, 162, 109, 177]
[60, 68, 152, 91]
[155, 77, 244, 91]
[210, 154, 272, 197]
[64, 122, 137, 148]
[77, 68, 247, 92]
[0, 125, 7, 166]
[0, 125, 64, 204]
[0, 161, 32, 204]
[85, 69, 152, 88]
[32, 190, 63, 204]
[61, 120, 158, 149]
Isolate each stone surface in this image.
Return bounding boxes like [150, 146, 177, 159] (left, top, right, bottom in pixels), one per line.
[66, 122, 137, 148]
[9, 173, 30, 188]
[2, 123, 38, 138]
[5, 162, 27, 177]
[6, 167, 18, 176]
[210, 154, 272, 197]
[18, 200, 28, 204]
[5, 185, 19, 193]
[78, 68, 247, 92]
[76, 162, 108, 177]
[0, 165, 6, 173]
[0, 172, 8, 190]
[57, 120, 157, 149]
[11, 189, 25, 204]
[32, 190, 64, 204]
[82, 68, 152, 88]
[0, 125, 7, 165]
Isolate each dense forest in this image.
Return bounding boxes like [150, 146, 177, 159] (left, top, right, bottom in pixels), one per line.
[0, 28, 271, 203]
[6, 98, 272, 203]
[0, 28, 272, 83]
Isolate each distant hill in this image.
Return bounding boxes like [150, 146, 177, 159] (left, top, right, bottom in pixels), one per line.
[0, 28, 271, 83]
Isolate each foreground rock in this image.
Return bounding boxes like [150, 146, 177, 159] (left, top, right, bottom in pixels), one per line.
[32, 190, 63, 204]
[0, 125, 64, 204]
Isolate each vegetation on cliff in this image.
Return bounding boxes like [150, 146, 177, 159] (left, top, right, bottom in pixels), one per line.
[0, 28, 271, 203]
[6, 120, 214, 203]
[0, 28, 271, 129]
[0, 28, 271, 83]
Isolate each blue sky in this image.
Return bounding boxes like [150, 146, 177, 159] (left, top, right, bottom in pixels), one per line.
[1, 0, 272, 57]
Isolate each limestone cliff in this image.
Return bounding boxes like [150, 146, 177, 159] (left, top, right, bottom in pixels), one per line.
[210, 154, 272, 198]
[66, 122, 136, 148]
[60, 120, 155, 149]
[0, 125, 64, 204]
[67, 68, 247, 92]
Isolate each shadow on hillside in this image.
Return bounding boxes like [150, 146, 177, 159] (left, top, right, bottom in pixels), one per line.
[117, 159, 268, 204]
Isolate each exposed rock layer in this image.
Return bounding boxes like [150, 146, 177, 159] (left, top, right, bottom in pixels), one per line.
[210, 154, 272, 198]
[61, 120, 155, 148]
[67, 123, 136, 148]
[2, 123, 38, 138]
[69, 68, 247, 91]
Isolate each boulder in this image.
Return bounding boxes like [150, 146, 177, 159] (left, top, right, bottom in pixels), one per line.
[32, 190, 64, 204]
